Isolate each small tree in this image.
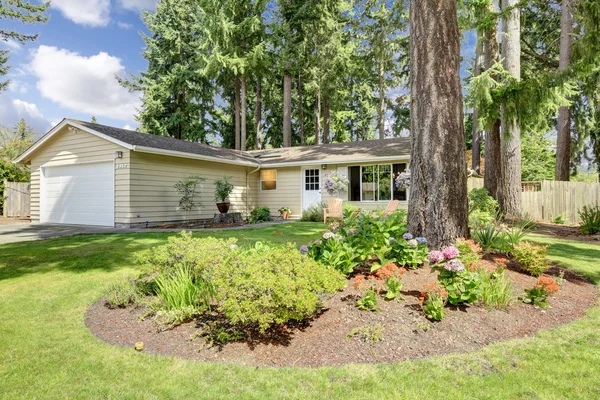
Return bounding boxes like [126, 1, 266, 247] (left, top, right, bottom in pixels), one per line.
[174, 176, 206, 214]
[214, 176, 235, 203]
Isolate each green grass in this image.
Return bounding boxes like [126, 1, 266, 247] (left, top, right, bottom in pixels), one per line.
[0, 223, 599, 399]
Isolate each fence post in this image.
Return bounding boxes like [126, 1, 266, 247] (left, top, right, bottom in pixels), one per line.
[2, 179, 7, 217]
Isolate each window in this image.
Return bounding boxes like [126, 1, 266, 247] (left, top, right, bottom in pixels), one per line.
[261, 169, 277, 191]
[348, 163, 407, 202]
[304, 169, 320, 191]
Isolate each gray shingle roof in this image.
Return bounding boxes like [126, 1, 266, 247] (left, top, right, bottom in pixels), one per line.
[74, 119, 410, 166]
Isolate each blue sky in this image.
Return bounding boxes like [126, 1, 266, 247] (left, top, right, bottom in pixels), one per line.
[1, 0, 155, 134]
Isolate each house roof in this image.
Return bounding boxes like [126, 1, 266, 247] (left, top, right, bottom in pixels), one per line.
[15, 119, 411, 167]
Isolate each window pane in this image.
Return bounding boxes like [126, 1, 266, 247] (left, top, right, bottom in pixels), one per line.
[393, 163, 407, 201]
[262, 181, 276, 191]
[349, 166, 361, 201]
[261, 169, 276, 181]
[379, 165, 392, 201]
[362, 166, 375, 201]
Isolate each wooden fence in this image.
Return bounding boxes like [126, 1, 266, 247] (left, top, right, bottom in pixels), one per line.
[2, 180, 30, 218]
[467, 178, 600, 225]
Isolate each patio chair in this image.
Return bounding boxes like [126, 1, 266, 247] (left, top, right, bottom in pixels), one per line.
[382, 200, 401, 216]
[323, 198, 344, 223]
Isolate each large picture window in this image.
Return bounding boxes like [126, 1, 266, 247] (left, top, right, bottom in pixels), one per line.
[349, 163, 407, 202]
[260, 169, 277, 191]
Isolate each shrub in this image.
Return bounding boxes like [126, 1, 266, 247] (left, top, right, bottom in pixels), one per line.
[473, 225, 501, 251]
[316, 236, 359, 275]
[480, 269, 514, 310]
[105, 278, 139, 308]
[212, 245, 346, 332]
[454, 238, 481, 269]
[513, 241, 549, 276]
[154, 267, 215, 312]
[356, 289, 380, 311]
[579, 205, 600, 235]
[552, 214, 566, 225]
[214, 176, 234, 202]
[135, 232, 237, 280]
[300, 201, 327, 222]
[468, 188, 500, 229]
[521, 286, 549, 308]
[174, 176, 206, 212]
[536, 275, 560, 295]
[249, 206, 272, 223]
[423, 292, 446, 321]
[469, 209, 496, 231]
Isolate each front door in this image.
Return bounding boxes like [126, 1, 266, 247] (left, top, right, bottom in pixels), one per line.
[302, 167, 321, 212]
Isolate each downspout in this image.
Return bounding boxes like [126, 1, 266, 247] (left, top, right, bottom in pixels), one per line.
[246, 165, 261, 218]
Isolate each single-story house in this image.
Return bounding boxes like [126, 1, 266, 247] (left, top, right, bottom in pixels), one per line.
[14, 119, 411, 227]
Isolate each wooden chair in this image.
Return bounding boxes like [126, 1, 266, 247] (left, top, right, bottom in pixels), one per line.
[382, 200, 401, 216]
[323, 198, 344, 223]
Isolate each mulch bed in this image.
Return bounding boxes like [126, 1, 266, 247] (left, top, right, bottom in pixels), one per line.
[86, 261, 598, 368]
[533, 222, 600, 243]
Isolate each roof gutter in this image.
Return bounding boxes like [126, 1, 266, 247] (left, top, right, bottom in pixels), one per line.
[133, 145, 260, 167]
[259, 155, 411, 168]
[245, 165, 261, 216]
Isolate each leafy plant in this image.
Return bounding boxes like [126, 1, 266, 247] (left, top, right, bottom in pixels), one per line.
[479, 269, 514, 310]
[249, 206, 272, 223]
[536, 275, 560, 295]
[521, 286, 549, 308]
[356, 289, 380, 311]
[454, 238, 482, 269]
[552, 214, 566, 225]
[513, 241, 550, 276]
[316, 236, 359, 275]
[579, 205, 600, 235]
[423, 292, 446, 321]
[278, 206, 291, 213]
[174, 176, 206, 213]
[212, 245, 346, 332]
[468, 188, 500, 229]
[472, 224, 502, 251]
[214, 176, 234, 202]
[346, 324, 384, 346]
[300, 201, 328, 222]
[384, 276, 403, 300]
[504, 227, 526, 249]
[105, 278, 139, 308]
[153, 306, 201, 330]
[154, 267, 215, 312]
[516, 214, 537, 232]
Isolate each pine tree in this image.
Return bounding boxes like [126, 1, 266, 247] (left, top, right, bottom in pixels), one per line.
[0, 0, 49, 92]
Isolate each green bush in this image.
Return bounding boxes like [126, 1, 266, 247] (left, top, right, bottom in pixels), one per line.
[469, 209, 496, 231]
[552, 214, 566, 225]
[154, 267, 215, 312]
[454, 238, 481, 269]
[214, 176, 234, 202]
[135, 232, 236, 280]
[480, 269, 514, 310]
[521, 286, 549, 308]
[249, 206, 272, 223]
[105, 278, 139, 308]
[300, 201, 327, 222]
[513, 241, 549, 276]
[212, 244, 346, 332]
[579, 205, 600, 235]
[356, 289, 380, 311]
[423, 293, 445, 321]
[469, 187, 500, 215]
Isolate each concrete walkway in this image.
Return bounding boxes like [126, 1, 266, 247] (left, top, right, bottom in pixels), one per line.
[0, 219, 298, 245]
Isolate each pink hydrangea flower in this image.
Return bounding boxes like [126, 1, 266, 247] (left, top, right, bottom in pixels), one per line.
[443, 259, 465, 273]
[442, 246, 460, 259]
[428, 250, 444, 264]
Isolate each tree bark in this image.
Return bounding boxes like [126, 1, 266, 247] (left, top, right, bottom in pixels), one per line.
[315, 90, 321, 145]
[240, 74, 247, 151]
[283, 70, 292, 147]
[472, 33, 483, 174]
[235, 77, 241, 150]
[500, 0, 522, 218]
[378, 58, 386, 140]
[555, 0, 573, 181]
[408, 0, 469, 249]
[484, 0, 503, 203]
[323, 95, 330, 144]
[298, 73, 305, 145]
[255, 78, 262, 150]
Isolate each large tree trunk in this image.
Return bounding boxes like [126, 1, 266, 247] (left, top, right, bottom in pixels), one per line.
[378, 58, 386, 140]
[555, 0, 573, 181]
[408, 0, 468, 249]
[500, 0, 522, 218]
[283, 70, 292, 147]
[235, 77, 241, 150]
[255, 78, 262, 150]
[315, 90, 321, 145]
[484, 0, 502, 202]
[472, 33, 483, 174]
[323, 95, 330, 144]
[240, 74, 247, 151]
[298, 73, 305, 145]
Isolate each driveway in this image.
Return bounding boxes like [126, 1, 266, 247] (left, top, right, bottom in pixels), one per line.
[0, 223, 126, 245]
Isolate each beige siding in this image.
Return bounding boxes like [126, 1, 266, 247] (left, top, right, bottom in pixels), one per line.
[127, 152, 256, 224]
[257, 167, 302, 218]
[28, 126, 129, 224]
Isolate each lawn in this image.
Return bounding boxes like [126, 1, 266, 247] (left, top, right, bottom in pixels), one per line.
[0, 222, 599, 399]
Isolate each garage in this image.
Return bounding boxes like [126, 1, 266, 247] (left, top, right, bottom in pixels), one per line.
[40, 161, 115, 226]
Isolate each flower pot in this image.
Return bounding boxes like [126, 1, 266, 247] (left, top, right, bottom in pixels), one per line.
[216, 202, 230, 214]
[281, 211, 289, 220]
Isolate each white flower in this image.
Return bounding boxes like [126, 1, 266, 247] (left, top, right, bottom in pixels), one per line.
[229, 244, 238, 250]
[408, 239, 418, 247]
[323, 231, 336, 240]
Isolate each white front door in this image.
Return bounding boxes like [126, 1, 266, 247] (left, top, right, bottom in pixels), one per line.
[302, 167, 322, 212]
[40, 161, 115, 226]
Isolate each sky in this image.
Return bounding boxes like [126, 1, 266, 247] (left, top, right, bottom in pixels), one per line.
[1, 0, 155, 135]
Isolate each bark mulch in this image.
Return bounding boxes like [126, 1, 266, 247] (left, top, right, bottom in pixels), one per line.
[86, 262, 598, 368]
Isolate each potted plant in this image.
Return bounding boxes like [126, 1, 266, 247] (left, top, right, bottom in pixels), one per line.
[214, 176, 234, 214]
[278, 207, 291, 219]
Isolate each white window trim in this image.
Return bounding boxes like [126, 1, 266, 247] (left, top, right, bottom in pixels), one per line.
[359, 164, 393, 202]
[260, 169, 277, 191]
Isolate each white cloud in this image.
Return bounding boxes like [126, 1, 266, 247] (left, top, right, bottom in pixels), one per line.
[122, 124, 137, 131]
[119, 0, 156, 11]
[1, 39, 21, 51]
[0, 95, 52, 135]
[29, 45, 141, 121]
[50, 0, 111, 27]
[117, 21, 133, 29]
[8, 81, 29, 94]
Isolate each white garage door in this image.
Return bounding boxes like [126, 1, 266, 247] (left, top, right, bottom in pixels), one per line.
[40, 162, 115, 226]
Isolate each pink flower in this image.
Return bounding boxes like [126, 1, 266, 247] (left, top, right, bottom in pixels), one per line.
[428, 251, 444, 264]
[442, 246, 460, 259]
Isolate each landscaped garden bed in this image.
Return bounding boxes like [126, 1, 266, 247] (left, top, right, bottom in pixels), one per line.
[87, 200, 598, 368]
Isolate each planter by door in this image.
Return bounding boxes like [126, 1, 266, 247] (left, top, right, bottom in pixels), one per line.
[216, 202, 230, 214]
[281, 211, 289, 219]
